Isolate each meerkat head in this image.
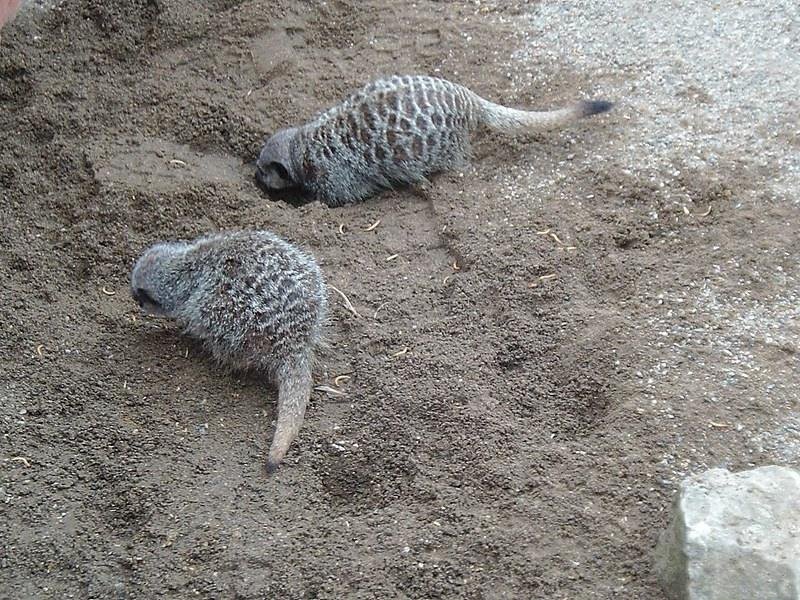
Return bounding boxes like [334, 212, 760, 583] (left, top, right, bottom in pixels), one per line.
[130, 242, 191, 319]
[255, 127, 299, 190]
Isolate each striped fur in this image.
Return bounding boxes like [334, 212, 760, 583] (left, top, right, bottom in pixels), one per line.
[130, 230, 328, 472]
[256, 75, 612, 206]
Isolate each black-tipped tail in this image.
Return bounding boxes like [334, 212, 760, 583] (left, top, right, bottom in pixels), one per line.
[580, 100, 614, 117]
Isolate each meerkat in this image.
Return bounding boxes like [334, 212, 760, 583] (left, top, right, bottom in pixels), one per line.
[130, 230, 328, 472]
[255, 75, 612, 206]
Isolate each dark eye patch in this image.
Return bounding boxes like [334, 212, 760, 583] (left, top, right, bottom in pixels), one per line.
[271, 162, 290, 181]
[134, 287, 159, 308]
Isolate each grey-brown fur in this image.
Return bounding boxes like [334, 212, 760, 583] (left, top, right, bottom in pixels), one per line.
[256, 75, 612, 206]
[130, 230, 327, 472]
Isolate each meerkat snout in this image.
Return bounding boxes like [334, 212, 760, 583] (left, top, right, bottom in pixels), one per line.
[130, 244, 179, 317]
[255, 127, 299, 190]
[131, 287, 159, 311]
[255, 160, 294, 190]
[130, 230, 328, 473]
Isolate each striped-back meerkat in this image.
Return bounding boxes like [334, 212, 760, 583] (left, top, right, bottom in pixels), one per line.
[130, 230, 327, 472]
[256, 75, 612, 206]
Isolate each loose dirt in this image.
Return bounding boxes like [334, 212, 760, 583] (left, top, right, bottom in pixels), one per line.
[1, 1, 798, 598]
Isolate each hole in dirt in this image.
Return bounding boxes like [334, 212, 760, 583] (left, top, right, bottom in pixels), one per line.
[501, 339, 616, 440]
[253, 172, 314, 207]
[0, 65, 33, 108]
[204, 0, 247, 11]
[612, 226, 654, 250]
[320, 451, 422, 510]
[495, 340, 531, 371]
[517, 375, 612, 440]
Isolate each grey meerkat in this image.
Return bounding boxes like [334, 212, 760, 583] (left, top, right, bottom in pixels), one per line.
[255, 75, 613, 206]
[130, 230, 327, 472]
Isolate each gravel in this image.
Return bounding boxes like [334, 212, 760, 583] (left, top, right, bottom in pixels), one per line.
[490, 0, 800, 475]
[503, 0, 800, 203]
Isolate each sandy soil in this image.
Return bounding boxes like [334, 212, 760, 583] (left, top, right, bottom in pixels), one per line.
[1, 1, 798, 598]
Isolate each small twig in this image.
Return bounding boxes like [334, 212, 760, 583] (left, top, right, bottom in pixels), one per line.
[364, 219, 381, 232]
[531, 273, 558, 288]
[549, 232, 565, 245]
[329, 285, 361, 318]
[36, 345, 44, 357]
[684, 205, 713, 217]
[101, 287, 116, 296]
[373, 302, 389, 319]
[333, 375, 351, 386]
[390, 347, 409, 358]
[9, 457, 30, 467]
[314, 385, 346, 397]
[535, 229, 551, 235]
[386, 254, 399, 262]
[169, 159, 187, 167]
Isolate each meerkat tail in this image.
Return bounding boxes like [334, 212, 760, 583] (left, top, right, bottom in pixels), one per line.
[266, 356, 313, 473]
[476, 97, 613, 134]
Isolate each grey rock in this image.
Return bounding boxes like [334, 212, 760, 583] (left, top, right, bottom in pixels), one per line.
[655, 466, 800, 600]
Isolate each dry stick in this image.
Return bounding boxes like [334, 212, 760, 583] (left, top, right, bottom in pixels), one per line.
[373, 302, 390, 319]
[536, 228, 567, 245]
[364, 219, 381, 232]
[333, 375, 351, 386]
[314, 385, 346, 396]
[329, 285, 361, 318]
[684, 205, 713, 217]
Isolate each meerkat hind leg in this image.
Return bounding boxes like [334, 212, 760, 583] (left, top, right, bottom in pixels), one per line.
[409, 174, 435, 200]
